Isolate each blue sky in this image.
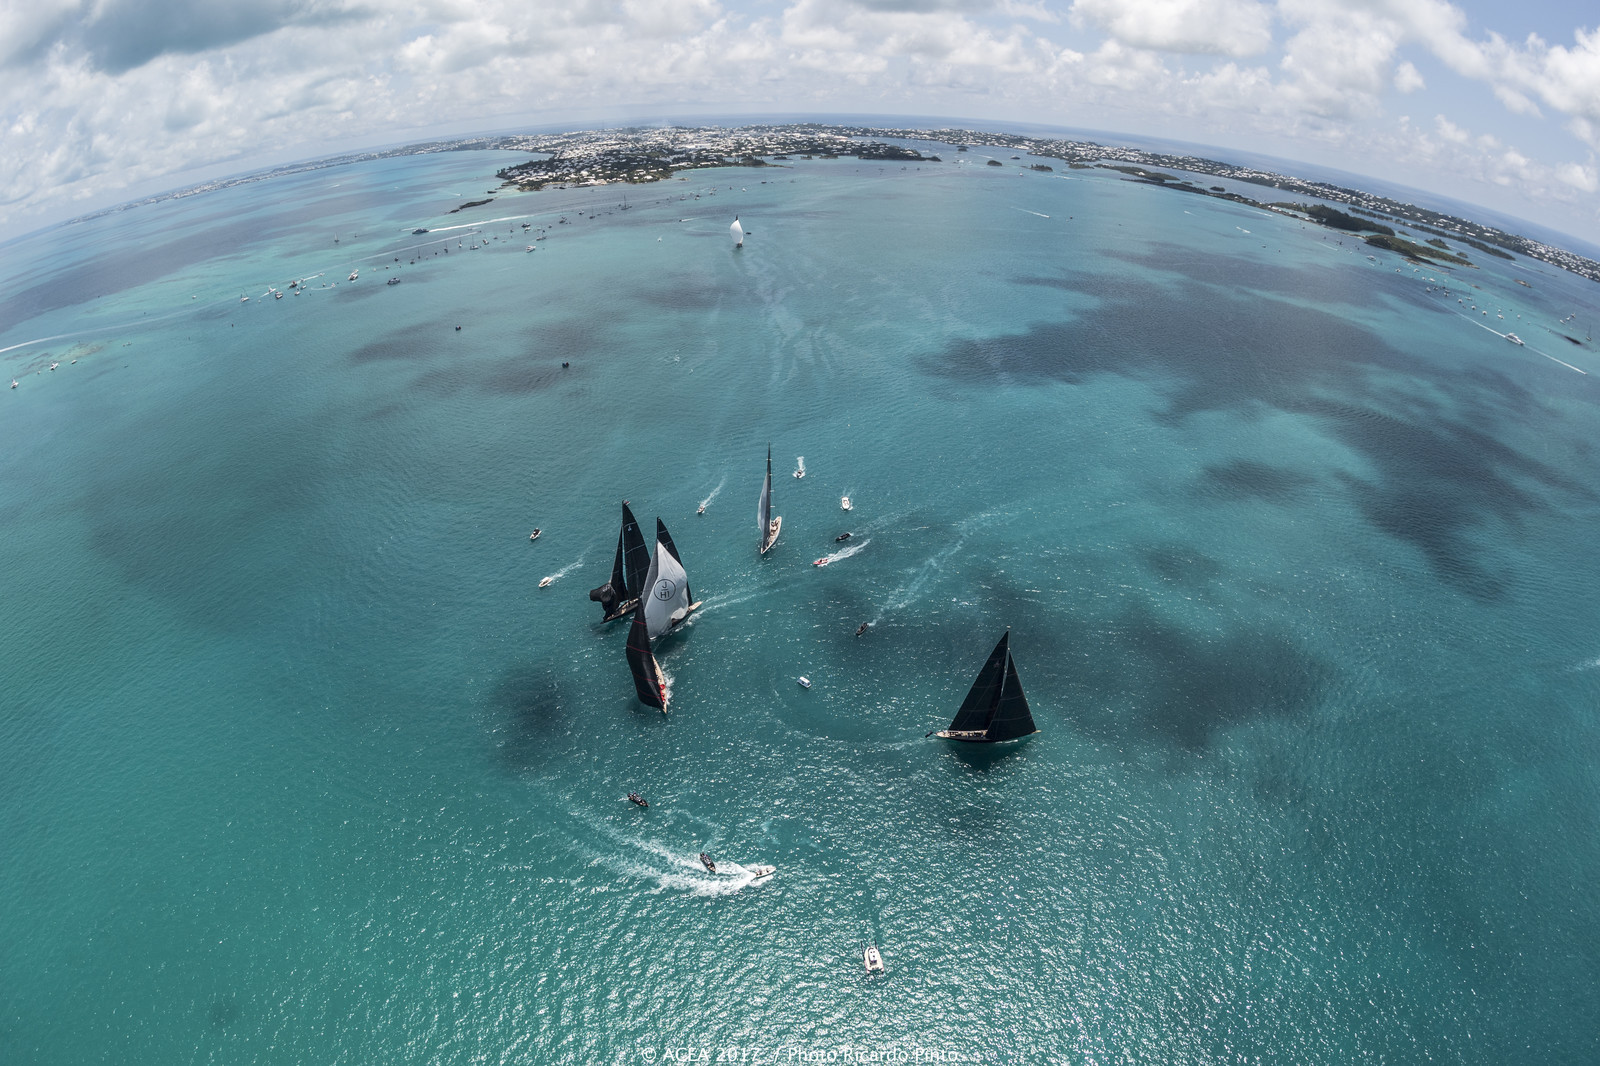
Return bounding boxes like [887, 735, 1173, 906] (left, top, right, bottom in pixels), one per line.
[1, 0, 1597, 245]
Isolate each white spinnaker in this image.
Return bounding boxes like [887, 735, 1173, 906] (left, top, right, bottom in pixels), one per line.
[643, 536, 692, 638]
[731, 218, 744, 247]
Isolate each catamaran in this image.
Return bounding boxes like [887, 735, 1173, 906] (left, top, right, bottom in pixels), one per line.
[641, 518, 701, 639]
[625, 605, 669, 713]
[758, 447, 782, 554]
[933, 629, 1039, 743]
[590, 501, 651, 622]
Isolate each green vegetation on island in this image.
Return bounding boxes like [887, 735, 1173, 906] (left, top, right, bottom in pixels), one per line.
[1363, 234, 1472, 265]
[1301, 204, 1394, 235]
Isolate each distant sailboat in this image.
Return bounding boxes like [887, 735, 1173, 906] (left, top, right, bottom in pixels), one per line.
[625, 606, 669, 713]
[758, 446, 782, 554]
[642, 518, 702, 639]
[731, 216, 744, 248]
[590, 501, 651, 622]
[933, 629, 1039, 743]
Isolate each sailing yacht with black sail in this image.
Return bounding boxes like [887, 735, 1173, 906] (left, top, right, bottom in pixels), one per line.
[625, 605, 669, 713]
[642, 518, 701, 638]
[590, 501, 651, 622]
[758, 447, 782, 554]
[933, 629, 1039, 742]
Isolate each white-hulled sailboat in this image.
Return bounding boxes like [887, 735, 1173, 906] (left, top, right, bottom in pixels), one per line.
[932, 629, 1039, 743]
[642, 518, 701, 638]
[758, 446, 782, 554]
[731, 217, 744, 248]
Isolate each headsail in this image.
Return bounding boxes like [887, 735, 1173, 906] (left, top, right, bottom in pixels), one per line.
[758, 446, 781, 554]
[986, 649, 1038, 741]
[625, 607, 668, 712]
[731, 216, 744, 248]
[643, 518, 694, 639]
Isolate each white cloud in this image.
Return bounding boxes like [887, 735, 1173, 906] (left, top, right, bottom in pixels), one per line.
[1070, 0, 1273, 58]
[1394, 60, 1423, 92]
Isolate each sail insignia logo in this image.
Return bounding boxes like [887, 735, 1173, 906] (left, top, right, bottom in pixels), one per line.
[654, 579, 677, 600]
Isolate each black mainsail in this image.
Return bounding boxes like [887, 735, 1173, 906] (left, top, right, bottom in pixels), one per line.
[935, 629, 1039, 743]
[625, 606, 668, 712]
[590, 501, 651, 621]
[758, 446, 782, 554]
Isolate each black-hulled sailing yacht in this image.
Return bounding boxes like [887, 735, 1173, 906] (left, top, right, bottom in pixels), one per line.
[758, 446, 782, 554]
[642, 518, 702, 639]
[626, 604, 669, 713]
[933, 629, 1039, 742]
[590, 501, 651, 622]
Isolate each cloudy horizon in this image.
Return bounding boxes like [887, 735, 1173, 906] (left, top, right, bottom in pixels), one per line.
[3, 0, 1598, 247]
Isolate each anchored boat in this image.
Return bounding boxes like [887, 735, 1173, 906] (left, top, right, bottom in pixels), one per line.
[933, 629, 1039, 743]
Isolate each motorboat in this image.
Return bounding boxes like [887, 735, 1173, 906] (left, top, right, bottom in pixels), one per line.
[813, 557, 830, 567]
[538, 577, 553, 588]
[700, 853, 716, 873]
[529, 528, 541, 541]
[1506, 333, 1525, 346]
[627, 793, 649, 809]
[348, 270, 359, 281]
[835, 532, 852, 543]
[746, 865, 775, 879]
[864, 946, 884, 973]
[841, 496, 852, 511]
[797, 676, 811, 688]
[387, 277, 401, 285]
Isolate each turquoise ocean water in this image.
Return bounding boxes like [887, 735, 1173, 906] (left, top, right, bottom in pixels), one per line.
[3, 143, 1600, 1064]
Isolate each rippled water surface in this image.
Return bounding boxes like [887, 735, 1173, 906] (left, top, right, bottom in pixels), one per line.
[4, 146, 1600, 1064]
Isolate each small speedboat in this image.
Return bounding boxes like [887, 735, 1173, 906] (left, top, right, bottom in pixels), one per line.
[538, 577, 553, 588]
[813, 557, 829, 567]
[746, 864, 775, 879]
[700, 852, 716, 873]
[835, 532, 852, 543]
[841, 496, 852, 511]
[240, 295, 249, 302]
[793, 469, 805, 479]
[529, 529, 541, 541]
[348, 270, 359, 281]
[627, 792, 649, 809]
[797, 676, 811, 688]
[1506, 333, 1525, 346]
[49, 362, 59, 371]
[697, 504, 705, 515]
[386, 277, 401, 285]
[864, 946, 884, 973]
[10, 380, 17, 389]
[855, 622, 870, 637]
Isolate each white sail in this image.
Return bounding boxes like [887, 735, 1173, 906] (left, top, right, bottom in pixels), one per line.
[731, 217, 744, 247]
[642, 533, 692, 639]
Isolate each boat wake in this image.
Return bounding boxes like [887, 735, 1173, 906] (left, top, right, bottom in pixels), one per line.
[540, 552, 586, 586]
[873, 535, 970, 624]
[814, 538, 869, 567]
[1458, 313, 1588, 374]
[1015, 208, 1050, 218]
[794, 456, 806, 477]
[575, 822, 768, 896]
[698, 476, 726, 513]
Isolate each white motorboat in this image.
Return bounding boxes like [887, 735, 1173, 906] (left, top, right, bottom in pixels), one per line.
[746, 865, 775, 879]
[348, 270, 359, 281]
[538, 577, 554, 588]
[797, 676, 811, 688]
[840, 496, 852, 511]
[1506, 333, 1525, 346]
[863, 946, 884, 973]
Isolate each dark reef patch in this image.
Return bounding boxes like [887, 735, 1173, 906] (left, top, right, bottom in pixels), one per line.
[925, 262, 1592, 597]
[1201, 459, 1315, 502]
